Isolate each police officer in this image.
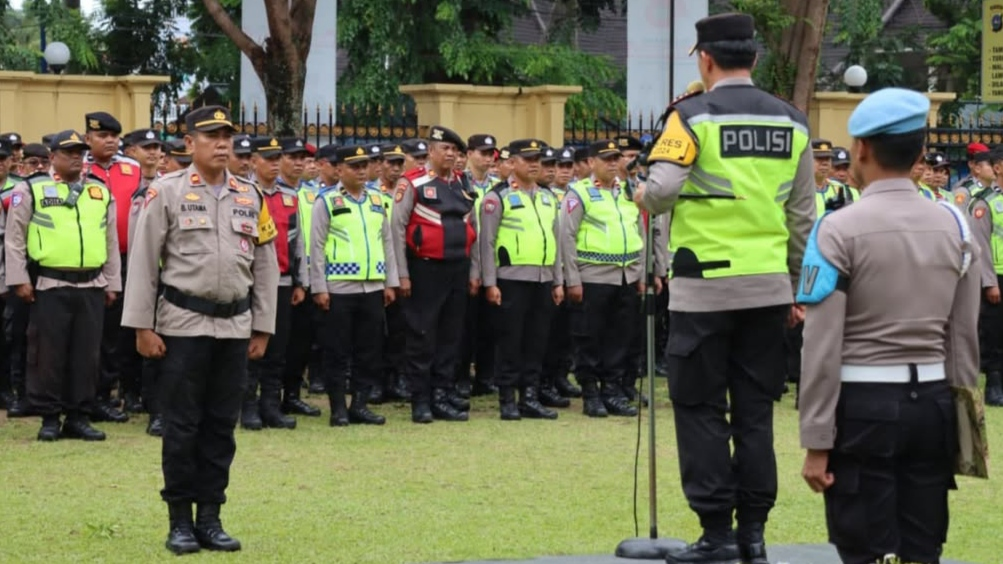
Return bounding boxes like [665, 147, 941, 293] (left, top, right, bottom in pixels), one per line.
[311, 145, 398, 426]
[952, 149, 994, 210]
[459, 133, 501, 397]
[165, 140, 192, 173]
[228, 134, 253, 179]
[572, 146, 591, 182]
[276, 137, 322, 417]
[17, 143, 49, 179]
[927, 151, 951, 193]
[561, 139, 643, 419]
[0, 139, 14, 411]
[1, 132, 23, 168]
[635, 13, 815, 563]
[392, 125, 479, 423]
[812, 139, 859, 217]
[377, 143, 410, 402]
[799, 88, 978, 564]
[970, 145, 1003, 406]
[365, 143, 383, 189]
[123, 105, 279, 555]
[480, 139, 563, 420]
[6, 129, 122, 442]
[315, 143, 339, 189]
[953, 142, 990, 190]
[243, 136, 307, 430]
[829, 146, 851, 185]
[402, 138, 429, 172]
[496, 146, 513, 179]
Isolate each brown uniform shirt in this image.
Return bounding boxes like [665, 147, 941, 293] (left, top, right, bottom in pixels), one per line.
[799, 178, 981, 450]
[5, 178, 121, 292]
[121, 166, 279, 338]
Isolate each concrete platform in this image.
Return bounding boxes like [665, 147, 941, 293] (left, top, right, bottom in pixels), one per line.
[419, 544, 973, 564]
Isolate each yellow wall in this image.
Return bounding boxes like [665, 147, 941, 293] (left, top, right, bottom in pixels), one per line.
[0, 71, 170, 142]
[809, 91, 957, 149]
[399, 83, 582, 147]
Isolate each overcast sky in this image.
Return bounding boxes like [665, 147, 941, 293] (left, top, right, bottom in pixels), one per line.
[10, 0, 100, 14]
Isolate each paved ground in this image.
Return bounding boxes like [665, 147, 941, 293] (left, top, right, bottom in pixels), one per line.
[418, 543, 973, 564]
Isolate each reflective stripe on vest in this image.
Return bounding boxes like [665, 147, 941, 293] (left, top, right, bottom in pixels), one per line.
[671, 111, 808, 279]
[493, 186, 558, 267]
[322, 188, 387, 281]
[27, 178, 109, 268]
[570, 178, 643, 266]
[297, 185, 318, 259]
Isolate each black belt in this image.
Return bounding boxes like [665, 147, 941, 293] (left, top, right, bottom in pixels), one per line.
[37, 267, 101, 283]
[162, 285, 251, 318]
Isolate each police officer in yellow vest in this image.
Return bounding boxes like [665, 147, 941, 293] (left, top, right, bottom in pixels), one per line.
[634, 13, 815, 564]
[311, 145, 398, 427]
[480, 138, 564, 420]
[5, 130, 121, 442]
[812, 139, 859, 218]
[561, 139, 643, 419]
[971, 145, 1003, 406]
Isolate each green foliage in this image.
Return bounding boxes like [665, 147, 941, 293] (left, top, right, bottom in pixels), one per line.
[338, 0, 625, 122]
[181, 0, 241, 108]
[826, 0, 922, 91]
[729, 0, 796, 98]
[924, 0, 981, 98]
[548, 0, 621, 46]
[0, 7, 39, 70]
[0, 0, 100, 72]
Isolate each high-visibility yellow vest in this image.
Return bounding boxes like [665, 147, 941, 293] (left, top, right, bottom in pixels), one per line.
[982, 191, 1003, 274]
[321, 187, 387, 281]
[493, 185, 558, 267]
[26, 176, 110, 268]
[570, 178, 643, 266]
[814, 180, 859, 217]
[297, 182, 318, 258]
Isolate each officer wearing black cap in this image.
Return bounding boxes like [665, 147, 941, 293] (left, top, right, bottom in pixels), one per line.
[164, 140, 192, 173]
[402, 138, 429, 172]
[480, 138, 563, 420]
[364, 143, 383, 189]
[16, 143, 49, 179]
[635, 12, 816, 564]
[538, 146, 557, 187]
[275, 137, 322, 418]
[228, 134, 253, 179]
[830, 146, 851, 185]
[572, 147, 591, 182]
[310, 145, 398, 426]
[496, 145, 513, 179]
[123, 104, 279, 555]
[392, 125, 479, 423]
[925, 151, 951, 196]
[1, 132, 23, 168]
[561, 139, 643, 419]
[6, 129, 121, 442]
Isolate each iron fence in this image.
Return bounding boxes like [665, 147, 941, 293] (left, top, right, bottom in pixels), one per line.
[927, 99, 1003, 172]
[563, 110, 663, 149]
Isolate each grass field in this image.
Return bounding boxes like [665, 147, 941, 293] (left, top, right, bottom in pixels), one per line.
[0, 383, 1000, 564]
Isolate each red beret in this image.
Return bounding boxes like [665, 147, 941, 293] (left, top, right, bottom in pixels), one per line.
[305, 143, 317, 156]
[968, 142, 990, 157]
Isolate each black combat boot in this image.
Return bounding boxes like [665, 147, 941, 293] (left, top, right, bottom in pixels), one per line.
[498, 386, 521, 421]
[368, 385, 386, 405]
[519, 387, 558, 419]
[665, 529, 739, 563]
[737, 523, 769, 564]
[348, 388, 386, 425]
[328, 378, 349, 427]
[386, 373, 410, 401]
[602, 381, 638, 417]
[6, 394, 28, 417]
[554, 373, 582, 398]
[411, 400, 433, 424]
[446, 388, 471, 412]
[123, 392, 145, 414]
[37, 414, 61, 442]
[471, 376, 498, 397]
[431, 388, 468, 421]
[61, 413, 106, 441]
[622, 375, 649, 407]
[455, 378, 473, 399]
[239, 399, 262, 431]
[538, 384, 571, 408]
[260, 390, 296, 429]
[986, 371, 1003, 406]
[194, 503, 241, 552]
[580, 381, 608, 418]
[147, 413, 164, 437]
[165, 502, 200, 555]
[281, 393, 321, 417]
[91, 398, 129, 423]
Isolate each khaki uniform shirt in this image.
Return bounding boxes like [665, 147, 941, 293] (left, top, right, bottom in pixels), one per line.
[5, 177, 121, 292]
[122, 166, 279, 338]
[969, 184, 1001, 289]
[479, 183, 563, 288]
[309, 184, 399, 295]
[799, 178, 981, 450]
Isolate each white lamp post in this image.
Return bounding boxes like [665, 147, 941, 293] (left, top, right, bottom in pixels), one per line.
[843, 64, 868, 93]
[43, 42, 71, 74]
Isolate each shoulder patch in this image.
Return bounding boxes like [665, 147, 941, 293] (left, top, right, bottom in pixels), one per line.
[648, 111, 698, 166]
[975, 207, 987, 219]
[796, 216, 847, 304]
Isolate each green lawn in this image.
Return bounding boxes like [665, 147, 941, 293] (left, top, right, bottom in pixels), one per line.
[0, 385, 1000, 564]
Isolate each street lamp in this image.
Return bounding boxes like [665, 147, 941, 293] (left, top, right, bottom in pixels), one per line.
[43, 42, 71, 75]
[843, 65, 867, 93]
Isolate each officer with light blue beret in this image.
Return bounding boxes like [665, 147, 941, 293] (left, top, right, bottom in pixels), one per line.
[798, 88, 981, 563]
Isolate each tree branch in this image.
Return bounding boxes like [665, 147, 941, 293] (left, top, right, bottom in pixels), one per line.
[530, 0, 549, 35]
[290, 0, 317, 64]
[201, 0, 264, 62]
[264, 0, 299, 76]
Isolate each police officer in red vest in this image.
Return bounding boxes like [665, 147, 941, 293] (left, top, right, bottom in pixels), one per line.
[85, 111, 140, 423]
[392, 125, 480, 423]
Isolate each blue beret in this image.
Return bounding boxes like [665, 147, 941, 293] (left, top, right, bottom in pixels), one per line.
[848, 88, 930, 138]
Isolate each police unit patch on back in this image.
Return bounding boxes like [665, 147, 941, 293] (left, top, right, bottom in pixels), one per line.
[720, 125, 794, 159]
[796, 216, 847, 304]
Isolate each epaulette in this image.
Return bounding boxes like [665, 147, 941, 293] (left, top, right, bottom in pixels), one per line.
[657, 88, 704, 127]
[403, 167, 428, 181]
[160, 169, 186, 181]
[114, 155, 141, 167]
[24, 171, 52, 184]
[488, 180, 511, 196]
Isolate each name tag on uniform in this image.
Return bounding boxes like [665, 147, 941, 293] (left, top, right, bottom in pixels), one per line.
[541, 194, 551, 206]
[507, 194, 524, 209]
[587, 187, 603, 201]
[423, 186, 438, 200]
[282, 195, 296, 207]
[370, 204, 384, 213]
[720, 125, 794, 159]
[994, 201, 1003, 214]
[43, 186, 59, 199]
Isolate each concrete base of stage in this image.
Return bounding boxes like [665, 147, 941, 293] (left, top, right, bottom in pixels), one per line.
[419, 543, 973, 564]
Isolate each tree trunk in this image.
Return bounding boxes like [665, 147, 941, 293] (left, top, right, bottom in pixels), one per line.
[781, 0, 829, 112]
[261, 38, 305, 136]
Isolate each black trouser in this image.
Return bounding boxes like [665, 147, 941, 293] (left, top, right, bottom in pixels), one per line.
[569, 280, 638, 396]
[665, 305, 787, 531]
[493, 280, 555, 389]
[784, 323, 804, 384]
[383, 301, 406, 381]
[284, 299, 320, 396]
[0, 295, 10, 396]
[624, 292, 644, 381]
[159, 336, 248, 505]
[98, 258, 143, 399]
[980, 275, 1003, 373]
[403, 257, 469, 402]
[321, 291, 385, 394]
[825, 378, 956, 564]
[457, 289, 495, 384]
[246, 285, 293, 402]
[142, 358, 161, 414]
[26, 287, 105, 416]
[542, 300, 572, 384]
[5, 295, 30, 398]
